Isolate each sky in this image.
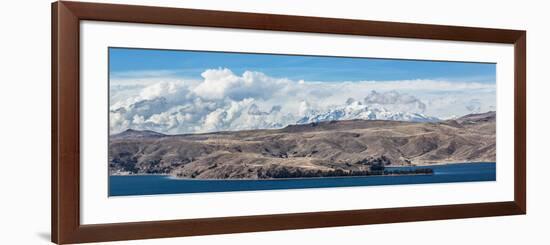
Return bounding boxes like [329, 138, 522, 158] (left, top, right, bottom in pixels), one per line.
[109, 47, 496, 135]
[110, 47, 496, 82]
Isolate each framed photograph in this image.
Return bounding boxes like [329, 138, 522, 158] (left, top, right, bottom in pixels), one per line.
[52, 1, 526, 244]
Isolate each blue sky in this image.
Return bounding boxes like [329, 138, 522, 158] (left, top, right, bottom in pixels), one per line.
[108, 47, 497, 134]
[109, 47, 496, 83]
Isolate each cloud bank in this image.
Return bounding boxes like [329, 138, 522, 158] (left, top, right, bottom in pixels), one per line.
[109, 68, 495, 134]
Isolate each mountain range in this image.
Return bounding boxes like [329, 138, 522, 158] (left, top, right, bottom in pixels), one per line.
[297, 100, 439, 124]
[109, 111, 496, 179]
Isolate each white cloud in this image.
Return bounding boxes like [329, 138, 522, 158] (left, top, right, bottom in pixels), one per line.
[109, 68, 496, 134]
[363, 90, 426, 113]
[138, 81, 179, 100]
[193, 68, 239, 100]
[192, 69, 292, 101]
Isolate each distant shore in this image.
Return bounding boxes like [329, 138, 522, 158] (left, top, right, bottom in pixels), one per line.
[110, 161, 495, 179]
[167, 172, 436, 181]
[110, 172, 434, 181]
[109, 172, 170, 176]
[399, 160, 495, 167]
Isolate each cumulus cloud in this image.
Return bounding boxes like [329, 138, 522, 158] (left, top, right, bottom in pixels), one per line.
[109, 68, 496, 134]
[192, 68, 292, 101]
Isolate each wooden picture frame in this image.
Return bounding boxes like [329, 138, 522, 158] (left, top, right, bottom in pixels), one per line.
[52, 1, 526, 244]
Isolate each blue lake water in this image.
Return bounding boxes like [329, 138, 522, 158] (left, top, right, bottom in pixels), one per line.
[109, 162, 496, 196]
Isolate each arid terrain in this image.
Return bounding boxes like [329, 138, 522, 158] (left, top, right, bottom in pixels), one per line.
[109, 111, 496, 179]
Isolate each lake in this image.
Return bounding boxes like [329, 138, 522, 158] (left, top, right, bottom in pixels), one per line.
[109, 162, 496, 196]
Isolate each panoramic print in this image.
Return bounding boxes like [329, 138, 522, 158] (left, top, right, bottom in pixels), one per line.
[108, 47, 496, 196]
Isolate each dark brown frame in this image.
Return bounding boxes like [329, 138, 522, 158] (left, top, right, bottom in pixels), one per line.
[52, 1, 526, 244]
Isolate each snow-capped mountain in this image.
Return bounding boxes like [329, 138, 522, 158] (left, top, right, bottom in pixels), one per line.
[296, 101, 439, 124]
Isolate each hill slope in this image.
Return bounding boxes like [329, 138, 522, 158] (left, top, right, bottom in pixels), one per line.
[109, 111, 496, 179]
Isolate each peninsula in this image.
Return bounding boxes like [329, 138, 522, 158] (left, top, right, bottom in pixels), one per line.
[109, 111, 495, 179]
